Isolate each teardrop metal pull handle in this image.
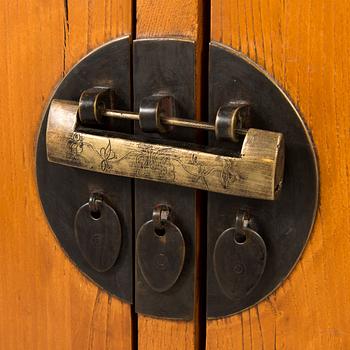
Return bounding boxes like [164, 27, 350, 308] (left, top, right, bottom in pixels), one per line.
[213, 211, 267, 300]
[136, 205, 185, 293]
[74, 193, 122, 272]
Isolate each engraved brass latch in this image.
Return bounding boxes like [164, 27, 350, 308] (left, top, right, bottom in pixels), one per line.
[47, 89, 284, 200]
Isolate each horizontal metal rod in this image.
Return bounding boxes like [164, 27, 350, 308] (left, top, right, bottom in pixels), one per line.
[162, 117, 215, 131]
[105, 109, 215, 131]
[104, 108, 246, 134]
[104, 110, 139, 121]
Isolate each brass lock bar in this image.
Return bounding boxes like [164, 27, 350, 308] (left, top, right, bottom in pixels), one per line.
[46, 93, 284, 200]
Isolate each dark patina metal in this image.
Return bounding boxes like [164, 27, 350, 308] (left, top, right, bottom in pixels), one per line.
[133, 38, 197, 320]
[139, 94, 175, 133]
[214, 101, 250, 142]
[78, 87, 116, 125]
[36, 37, 319, 319]
[136, 204, 185, 294]
[75, 193, 122, 273]
[152, 204, 173, 233]
[36, 36, 134, 303]
[207, 42, 319, 318]
[213, 211, 267, 301]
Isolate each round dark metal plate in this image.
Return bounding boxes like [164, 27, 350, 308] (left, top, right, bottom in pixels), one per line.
[207, 42, 319, 318]
[36, 37, 319, 318]
[36, 36, 133, 303]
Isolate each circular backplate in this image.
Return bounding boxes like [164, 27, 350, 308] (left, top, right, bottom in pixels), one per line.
[36, 38, 319, 316]
[36, 36, 133, 303]
[206, 42, 319, 318]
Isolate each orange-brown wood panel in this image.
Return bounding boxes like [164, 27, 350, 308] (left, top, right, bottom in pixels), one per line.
[209, 1, 350, 349]
[0, 1, 133, 349]
[136, 1, 204, 349]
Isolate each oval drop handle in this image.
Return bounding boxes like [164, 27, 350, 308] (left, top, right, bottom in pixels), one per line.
[46, 88, 284, 200]
[74, 193, 122, 273]
[136, 205, 185, 293]
[213, 212, 267, 300]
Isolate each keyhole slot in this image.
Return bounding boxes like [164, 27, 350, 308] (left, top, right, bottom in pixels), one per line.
[90, 209, 101, 220]
[154, 226, 166, 236]
[234, 231, 247, 244]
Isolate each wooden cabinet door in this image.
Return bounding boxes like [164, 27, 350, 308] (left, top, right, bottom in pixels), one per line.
[208, 1, 350, 349]
[1, 1, 349, 349]
[0, 2, 133, 349]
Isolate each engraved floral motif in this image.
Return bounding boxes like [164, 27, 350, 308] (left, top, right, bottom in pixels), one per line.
[65, 133, 239, 192]
[220, 159, 240, 189]
[66, 133, 116, 172]
[99, 140, 116, 172]
[134, 144, 175, 181]
[67, 132, 84, 159]
[179, 153, 216, 189]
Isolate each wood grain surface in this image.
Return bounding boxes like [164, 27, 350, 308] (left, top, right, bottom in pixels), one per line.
[2, 0, 349, 349]
[0, 1, 133, 349]
[136, 1, 205, 349]
[209, 1, 350, 349]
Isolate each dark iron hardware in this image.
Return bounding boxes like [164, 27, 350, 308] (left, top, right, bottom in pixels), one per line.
[74, 193, 122, 273]
[36, 37, 318, 320]
[213, 211, 267, 301]
[136, 205, 189, 318]
[206, 42, 318, 318]
[137, 204, 185, 295]
[36, 36, 134, 303]
[79, 87, 250, 140]
[132, 39, 197, 320]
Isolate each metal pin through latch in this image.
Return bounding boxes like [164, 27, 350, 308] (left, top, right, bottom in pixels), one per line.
[78, 87, 250, 142]
[152, 204, 172, 235]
